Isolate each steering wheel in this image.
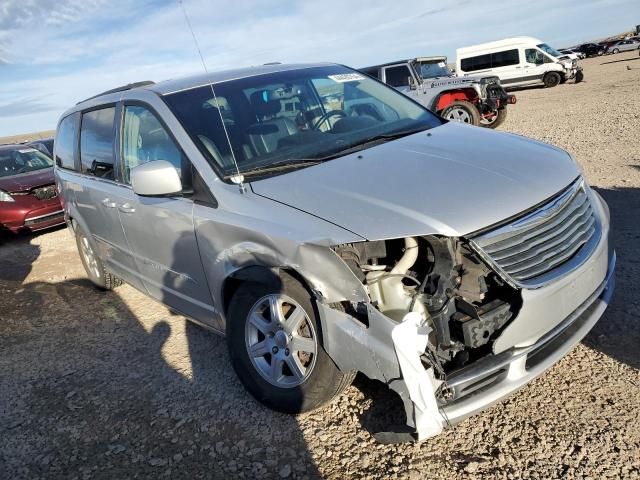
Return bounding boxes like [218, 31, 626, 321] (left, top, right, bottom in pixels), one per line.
[312, 110, 347, 131]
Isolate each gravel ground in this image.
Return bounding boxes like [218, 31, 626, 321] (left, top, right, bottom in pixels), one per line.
[1, 51, 639, 479]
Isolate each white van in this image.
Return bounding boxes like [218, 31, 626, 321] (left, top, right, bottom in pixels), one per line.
[456, 37, 583, 89]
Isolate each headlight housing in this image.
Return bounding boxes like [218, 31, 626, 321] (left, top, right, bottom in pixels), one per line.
[0, 190, 15, 202]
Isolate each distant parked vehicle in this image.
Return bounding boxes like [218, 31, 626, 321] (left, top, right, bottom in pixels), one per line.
[456, 37, 583, 89]
[28, 138, 54, 157]
[575, 43, 605, 57]
[607, 39, 640, 54]
[360, 56, 515, 128]
[559, 49, 585, 60]
[0, 144, 64, 233]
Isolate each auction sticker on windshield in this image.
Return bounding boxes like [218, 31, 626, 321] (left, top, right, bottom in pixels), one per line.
[328, 73, 365, 83]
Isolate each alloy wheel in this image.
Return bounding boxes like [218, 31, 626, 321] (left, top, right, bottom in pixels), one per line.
[446, 108, 472, 123]
[244, 294, 318, 388]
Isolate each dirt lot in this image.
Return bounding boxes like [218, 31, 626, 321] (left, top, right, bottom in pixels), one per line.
[1, 51, 639, 479]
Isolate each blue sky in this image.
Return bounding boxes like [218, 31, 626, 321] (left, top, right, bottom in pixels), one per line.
[0, 0, 637, 136]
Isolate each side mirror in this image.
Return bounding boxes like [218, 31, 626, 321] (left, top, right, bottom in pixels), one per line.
[131, 160, 182, 196]
[535, 53, 544, 65]
[408, 76, 418, 90]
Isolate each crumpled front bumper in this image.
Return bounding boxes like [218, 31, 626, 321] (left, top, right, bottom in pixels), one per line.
[318, 248, 616, 442]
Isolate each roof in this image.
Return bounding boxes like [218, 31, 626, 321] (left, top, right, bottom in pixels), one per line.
[360, 59, 417, 70]
[457, 36, 543, 55]
[148, 62, 335, 95]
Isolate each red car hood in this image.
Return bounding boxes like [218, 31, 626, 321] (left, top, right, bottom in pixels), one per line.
[0, 168, 55, 193]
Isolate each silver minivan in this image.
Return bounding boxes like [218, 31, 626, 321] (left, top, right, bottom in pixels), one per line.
[54, 63, 615, 442]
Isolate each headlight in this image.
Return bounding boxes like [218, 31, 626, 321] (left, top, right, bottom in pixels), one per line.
[0, 190, 15, 202]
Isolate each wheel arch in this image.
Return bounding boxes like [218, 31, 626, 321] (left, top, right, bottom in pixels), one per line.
[433, 88, 479, 112]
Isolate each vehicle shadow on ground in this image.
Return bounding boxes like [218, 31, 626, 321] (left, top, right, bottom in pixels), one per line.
[0, 235, 320, 478]
[582, 186, 640, 370]
[600, 56, 640, 65]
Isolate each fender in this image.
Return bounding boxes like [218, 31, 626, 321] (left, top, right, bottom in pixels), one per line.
[433, 88, 479, 112]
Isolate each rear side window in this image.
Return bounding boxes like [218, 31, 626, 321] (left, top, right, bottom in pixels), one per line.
[461, 53, 491, 72]
[384, 65, 412, 87]
[80, 107, 116, 179]
[55, 113, 78, 170]
[461, 49, 519, 72]
[360, 67, 380, 79]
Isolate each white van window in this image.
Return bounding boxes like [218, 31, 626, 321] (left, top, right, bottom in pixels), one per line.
[461, 49, 519, 72]
[491, 49, 520, 68]
[525, 48, 543, 64]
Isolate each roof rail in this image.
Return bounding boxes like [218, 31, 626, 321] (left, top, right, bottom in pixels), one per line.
[76, 81, 156, 105]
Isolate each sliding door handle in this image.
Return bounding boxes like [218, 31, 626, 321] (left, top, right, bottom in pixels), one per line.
[101, 198, 117, 208]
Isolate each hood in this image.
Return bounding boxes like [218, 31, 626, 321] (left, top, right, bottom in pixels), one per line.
[251, 122, 581, 241]
[0, 168, 55, 193]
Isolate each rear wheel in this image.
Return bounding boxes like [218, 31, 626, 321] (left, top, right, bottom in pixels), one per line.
[543, 72, 561, 88]
[480, 108, 508, 129]
[74, 223, 122, 290]
[227, 274, 355, 414]
[440, 101, 480, 126]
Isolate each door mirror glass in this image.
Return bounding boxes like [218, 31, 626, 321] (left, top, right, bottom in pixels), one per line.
[408, 76, 418, 90]
[131, 160, 183, 196]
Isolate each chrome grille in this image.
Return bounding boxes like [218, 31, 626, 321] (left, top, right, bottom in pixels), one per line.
[471, 179, 599, 287]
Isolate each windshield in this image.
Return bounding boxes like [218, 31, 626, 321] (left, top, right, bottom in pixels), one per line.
[537, 43, 562, 57]
[416, 60, 452, 78]
[0, 147, 53, 178]
[163, 65, 442, 179]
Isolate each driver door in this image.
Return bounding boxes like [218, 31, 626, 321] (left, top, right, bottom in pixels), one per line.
[115, 103, 217, 323]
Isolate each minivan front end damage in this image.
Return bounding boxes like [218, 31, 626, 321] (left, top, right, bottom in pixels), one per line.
[315, 184, 615, 442]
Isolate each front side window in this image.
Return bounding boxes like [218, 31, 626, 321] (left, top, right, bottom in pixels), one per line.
[525, 48, 543, 64]
[55, 113, 77, 170]
[0, 147, 53, 178]
[163, 65, 441, 180]
[80, 107, 116, 179]
[383, 65, 412, 87]
[121, 105, 185, 185]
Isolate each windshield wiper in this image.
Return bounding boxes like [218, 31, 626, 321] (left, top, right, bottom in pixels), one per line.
[224, 158, 324, 179]
[224, 126, 431, 180]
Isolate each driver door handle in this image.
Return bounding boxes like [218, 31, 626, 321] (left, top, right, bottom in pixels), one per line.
[118, 203, 136, 214]
[101, 198, 117, 208]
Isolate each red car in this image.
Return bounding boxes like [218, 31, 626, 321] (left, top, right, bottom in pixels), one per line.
[0, 144, 64, 233]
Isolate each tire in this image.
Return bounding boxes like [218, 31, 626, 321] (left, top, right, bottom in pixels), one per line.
[612, 48, 619, 54]
[543, 72, 562, 88]
[480, 108, 508, 129]
[440, 100, 480, 126]
[74, 223, 123, 290]
[575, 70, 584, 83]
[227, 274, 356, 414]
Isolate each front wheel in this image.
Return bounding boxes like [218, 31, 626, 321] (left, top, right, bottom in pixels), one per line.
[543, 72, 562, 88]
[480, 108, 508, 129]
[612, 48, 620, 54]
[575, 70, 584, 83]
[227, 274, 355, 414]
[440, 100, 480, 126]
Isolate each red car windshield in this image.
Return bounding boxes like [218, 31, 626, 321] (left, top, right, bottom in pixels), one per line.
[0, 147, 53, 178]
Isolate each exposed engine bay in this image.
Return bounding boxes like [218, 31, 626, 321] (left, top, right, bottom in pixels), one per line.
[334, 236, 522, 379]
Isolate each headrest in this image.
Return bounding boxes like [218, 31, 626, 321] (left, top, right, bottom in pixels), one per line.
[250, 90, 281, 118]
